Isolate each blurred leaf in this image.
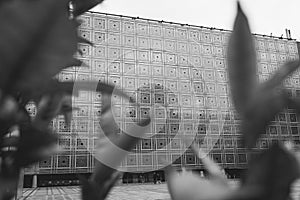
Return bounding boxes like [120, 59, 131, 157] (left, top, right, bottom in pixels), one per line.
[227, 2, 300, 147]
[242, 89, 290, 147]
[262, 60, 300, 90]
[288, 97, 300, 114]
[242, 143, 300, 200]
[167, 169, 233, 200]
[0, 97, 19, 120]
[241, 61, 299, 147]
[167, 170, 261, 200]
[72, 0, 105, 17]
[14, 124, 58, 167]
[190, 143, 228, 185]
[0, 122, 12, 145]
[0, 136, 19, 149]
[33, 94, 66, 129]
[86, 96, 150, 198]
[0, 174, 18, 200]
[0, 0, 77, 94]
[80, 176, 102, 200]
[0, 97, 30, 139]
[58, 95, 74, 125]
[77, 81, 129, 98]
[78, 36, 94, 46]
[33, 93, 74, 127]
[98, 94, 120, 141]
[80, 171, 121, 200]
[92, 115, 150, 185]
[64, 58, 83, 68]
[0, 0, 8, 5]
[227, 2, 257, 114]
[167, 144, 298, 200]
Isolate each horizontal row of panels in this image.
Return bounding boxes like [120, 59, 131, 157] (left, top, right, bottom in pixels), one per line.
[79, 14, 231, 42]
[70, 59, 300, 76]
[76, 58, 227, 72]
[77, 44, 227, 59]
[28, 139, 298, 173]
[78, 14, 297, 52]
[57, 105, 299, 123]
[35, 152, 249, 170]
[67, 59, 300, 79]
[60, 70, 229, 84]
[79, 31, 228, 51]
[76, 44, 298, 64]
[57, 76, 300, 95]
[71, 91, 300, 110]
[53, 135, 300, 151]
[40, 111, 300, 133]
[51, 123, 300, 138]
[78, 29, 298, 55]
[70, 90, 300, 107]
[45, 107, 298, 123]
[64, 59, 300, 79]
[58, 75, 300, 94]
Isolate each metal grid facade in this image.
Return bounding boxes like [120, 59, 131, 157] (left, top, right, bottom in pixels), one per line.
[25, 12, 300, 175]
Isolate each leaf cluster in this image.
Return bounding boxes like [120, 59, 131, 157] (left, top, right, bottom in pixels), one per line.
[0, 0, 137, 199]
[166, 2, 300, 200]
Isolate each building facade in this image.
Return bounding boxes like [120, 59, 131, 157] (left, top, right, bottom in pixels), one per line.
[24, 11, 300, 186]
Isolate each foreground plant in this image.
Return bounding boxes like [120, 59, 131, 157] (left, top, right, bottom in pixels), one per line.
[167, 2, 300, 200]
[167, 143, 299, 200]
[0, 0, 152, 199]
[80, 94, 151, 200]
[0, 0, 140, 199]
[227, 2, 300, 147]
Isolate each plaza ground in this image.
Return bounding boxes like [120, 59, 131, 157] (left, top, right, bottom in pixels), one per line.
[19, 180, 300, 200]
[20, 183, 170, 200]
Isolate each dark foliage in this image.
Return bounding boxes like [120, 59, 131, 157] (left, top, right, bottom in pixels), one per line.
[242, 144, 300, 200]
[228, 2, 300, 147]
[0, 0, 133, 199]
[167, 2, 300, 200]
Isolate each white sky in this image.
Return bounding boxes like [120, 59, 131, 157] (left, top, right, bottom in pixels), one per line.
[92, 0, 300, 41]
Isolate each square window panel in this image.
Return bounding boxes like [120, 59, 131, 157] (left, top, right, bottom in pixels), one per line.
[127, 155, 137, 166]
[138, 37, 149, 48]
[225, 154, 235, 164]
[138, 64, 150, 75]
[76, 156, 88, 168]
[172, 155, 182, 165]
[108, 33, 121, 45]
[39, 157, 52, 168]
[123, 63, 136, 75]
[94, 17, 106, 30]
[123, 35, 135, 46]
[123, 21, 135, 33]
[57, 155, 70, 168]
[137, 23, 148, 35]
[213, 154, 222, 163]
[165, 40, 176, 51]
[237, 154, 247, 163]
[186, 155, 196, 165]
[165, 27, 175, 38]
[108, 19, 121, 32]
[142, 155, 153, 165]
[151, 39, 163, 50]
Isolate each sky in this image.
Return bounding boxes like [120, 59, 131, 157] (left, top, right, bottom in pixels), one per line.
[92, 0, 300, 41]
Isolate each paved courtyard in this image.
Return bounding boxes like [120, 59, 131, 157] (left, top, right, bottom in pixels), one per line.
[20, 184, 171, 200]
[20, 180, 300, 200]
